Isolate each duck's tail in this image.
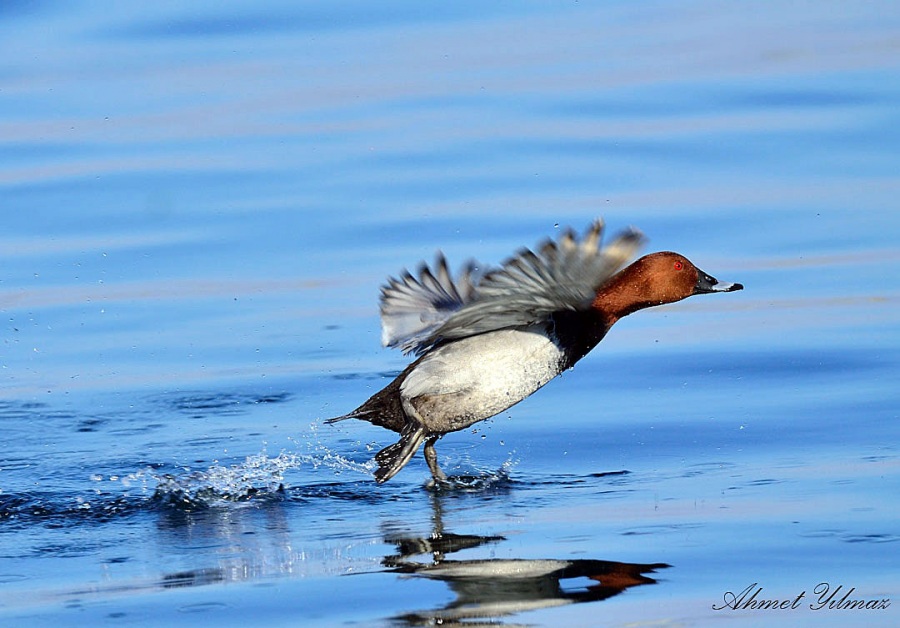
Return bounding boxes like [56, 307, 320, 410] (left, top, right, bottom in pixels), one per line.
[373, 423, 426, 483]
[323, 408, 373, 425]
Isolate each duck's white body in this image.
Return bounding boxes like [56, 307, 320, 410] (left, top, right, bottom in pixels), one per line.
[400, 326, 565, 434]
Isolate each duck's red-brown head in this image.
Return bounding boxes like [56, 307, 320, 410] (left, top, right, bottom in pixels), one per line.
[592, 251, 743, 322]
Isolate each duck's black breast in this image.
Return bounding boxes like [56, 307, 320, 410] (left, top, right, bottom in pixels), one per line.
[549, 310, 612, 369]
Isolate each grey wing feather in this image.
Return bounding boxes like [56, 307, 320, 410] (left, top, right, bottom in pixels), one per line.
[380, 253, 482, 353]
[379, 219, 644, 356]
[411, 220, 644, 354]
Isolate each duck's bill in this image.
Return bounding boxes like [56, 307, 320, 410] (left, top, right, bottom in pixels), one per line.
[695, 269, 744, 294]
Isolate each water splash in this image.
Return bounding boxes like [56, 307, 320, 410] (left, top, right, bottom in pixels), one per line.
[427, 452, 521, 493]
[117, 427, 519, 508]
[151, 452, 295, 507]
[144, 445, 377, 508]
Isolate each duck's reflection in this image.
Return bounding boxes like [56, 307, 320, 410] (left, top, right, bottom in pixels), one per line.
[145, 484, 668, 624]
[384, 494, 668, 625]
[391, 558, 668, 626]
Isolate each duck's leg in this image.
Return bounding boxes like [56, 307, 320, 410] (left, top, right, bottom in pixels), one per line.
[374, 423, 426, 484]
[423, 436, 446, 483]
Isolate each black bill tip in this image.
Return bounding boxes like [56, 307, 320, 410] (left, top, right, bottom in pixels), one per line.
[695, 269, 743, 294]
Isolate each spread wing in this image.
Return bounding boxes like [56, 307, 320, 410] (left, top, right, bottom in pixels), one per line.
[379, 219, 645, 355]
[379, 253, 482, 351]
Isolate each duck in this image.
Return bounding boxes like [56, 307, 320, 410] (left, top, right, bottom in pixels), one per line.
[327, 219, 742, 483]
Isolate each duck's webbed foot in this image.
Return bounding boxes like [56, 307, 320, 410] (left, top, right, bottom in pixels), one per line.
[374, 423, 426, 484]
[423, 436, 447, 483]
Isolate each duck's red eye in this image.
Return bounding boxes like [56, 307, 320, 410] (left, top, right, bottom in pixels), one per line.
[673, 261, 684, 271]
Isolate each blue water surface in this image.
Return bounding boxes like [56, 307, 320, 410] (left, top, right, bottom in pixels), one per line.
[1, 1, 899, 626]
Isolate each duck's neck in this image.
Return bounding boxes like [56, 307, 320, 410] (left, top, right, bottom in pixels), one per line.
[552, 262, 668, 369]
[591, 263, 659, 322]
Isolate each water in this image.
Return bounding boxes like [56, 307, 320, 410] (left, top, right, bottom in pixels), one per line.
[2, 1, 899, 626]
